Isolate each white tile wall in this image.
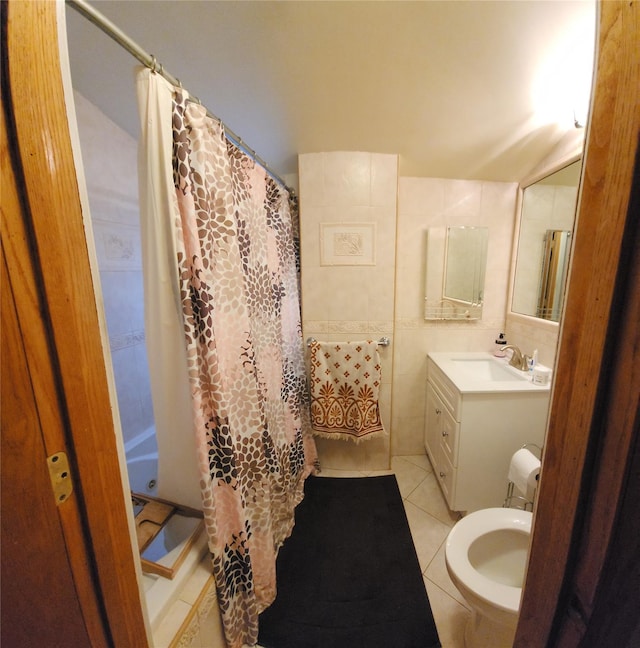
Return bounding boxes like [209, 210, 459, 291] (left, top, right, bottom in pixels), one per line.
[299, 152, 398, 470]
[300, 155, 521, 460]
[505, 314, 560, 369]
[74, 91, 153, 447]
[392, 177, 518, 454]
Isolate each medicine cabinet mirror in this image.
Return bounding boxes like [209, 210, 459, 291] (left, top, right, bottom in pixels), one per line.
[511, 159, 582, 322]
[424, 226, 489, 320]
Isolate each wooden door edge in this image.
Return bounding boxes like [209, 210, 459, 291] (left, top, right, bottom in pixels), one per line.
[4, 1, 149, 644]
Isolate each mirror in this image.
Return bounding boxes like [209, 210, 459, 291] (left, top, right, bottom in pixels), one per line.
[425, 226, 489, 320]
[511, 160, 581, 322]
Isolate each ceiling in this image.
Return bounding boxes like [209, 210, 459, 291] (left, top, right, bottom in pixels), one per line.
[64, 1, 596, 184]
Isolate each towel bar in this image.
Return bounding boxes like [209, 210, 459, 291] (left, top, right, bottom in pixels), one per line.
[306, 336, 390, 348]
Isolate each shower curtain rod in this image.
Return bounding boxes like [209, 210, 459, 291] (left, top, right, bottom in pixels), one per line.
[65, 0, 295, 197]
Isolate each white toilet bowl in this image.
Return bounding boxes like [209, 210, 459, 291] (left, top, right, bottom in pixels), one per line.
[445, 507, 532, 648]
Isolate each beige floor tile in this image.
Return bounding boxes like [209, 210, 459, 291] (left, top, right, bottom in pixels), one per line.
[403, 499, 451, 572]
[391, 455, 428, 497]
[153, 599, 193, 648]
[423, 577, 470, 648]
[195, 599, 226, 648]
[316, 468, 368, 478]
[397, 453, 433, 473]
[364, 469, 395, 477]
[179, 562, 214, 606]
[424, 542, 470, 609]
[407, 470, 460, 527]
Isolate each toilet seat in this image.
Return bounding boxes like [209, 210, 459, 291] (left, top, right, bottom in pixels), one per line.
[445, 507, 532, 614]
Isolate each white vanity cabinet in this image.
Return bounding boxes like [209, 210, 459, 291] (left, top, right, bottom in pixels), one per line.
[425, 352, 551, 514]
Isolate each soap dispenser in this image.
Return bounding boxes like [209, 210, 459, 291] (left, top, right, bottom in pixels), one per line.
[494, 333, 507, 357]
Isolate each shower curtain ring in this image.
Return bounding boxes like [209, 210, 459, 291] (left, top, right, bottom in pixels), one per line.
[149, 54, 157, 73]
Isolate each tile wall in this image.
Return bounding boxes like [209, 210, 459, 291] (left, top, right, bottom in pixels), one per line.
[74, 91, 154, 447]
[298, 152, 398, 471]
[298, 154, 519, 461]
[393, 177, 518, 454]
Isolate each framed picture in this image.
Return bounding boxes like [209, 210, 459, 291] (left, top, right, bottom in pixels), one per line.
[92, 220, 142, 271]
[320, 222, 376, 266]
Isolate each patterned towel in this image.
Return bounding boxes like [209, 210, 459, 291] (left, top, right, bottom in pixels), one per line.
[309, 340, 386, 442]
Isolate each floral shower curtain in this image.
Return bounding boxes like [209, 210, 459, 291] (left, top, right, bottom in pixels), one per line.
[136, 68, 317, 648]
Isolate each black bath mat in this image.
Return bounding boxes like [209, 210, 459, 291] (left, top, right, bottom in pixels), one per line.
[258, 475, 441, 648]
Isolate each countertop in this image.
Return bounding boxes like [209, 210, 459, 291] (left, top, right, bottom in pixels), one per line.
[427, 351, 552, 394]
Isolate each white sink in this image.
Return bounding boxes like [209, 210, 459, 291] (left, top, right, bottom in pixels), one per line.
[451, 358, 527, 382]
[428, 352, 550, 393]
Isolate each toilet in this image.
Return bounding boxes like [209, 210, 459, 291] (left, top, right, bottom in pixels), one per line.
[445, 507, 532, 648]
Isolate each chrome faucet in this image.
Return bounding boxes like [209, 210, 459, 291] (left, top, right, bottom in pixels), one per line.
[501, 345, 531, 371]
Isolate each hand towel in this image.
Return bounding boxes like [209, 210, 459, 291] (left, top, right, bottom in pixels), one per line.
[309, 340, 386, 442]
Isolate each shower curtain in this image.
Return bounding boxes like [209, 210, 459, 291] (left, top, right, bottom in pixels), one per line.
[136, 68, 317, 648]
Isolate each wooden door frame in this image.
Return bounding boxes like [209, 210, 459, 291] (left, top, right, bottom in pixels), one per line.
[516, 1, 640, 645]
[2, 1, 148, 644]
[2, 91, 111, 647]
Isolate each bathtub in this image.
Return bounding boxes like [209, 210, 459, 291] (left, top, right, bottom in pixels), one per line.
[125, 426, 219, 640]
[125, 426, 159, 496]
[142, 525, 210, 632]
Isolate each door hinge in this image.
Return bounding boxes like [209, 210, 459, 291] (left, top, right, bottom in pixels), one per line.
[47, 452, 73, 505]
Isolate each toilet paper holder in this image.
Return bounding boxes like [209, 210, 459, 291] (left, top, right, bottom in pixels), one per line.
[503, 443, 542, 511]
[521, 443, 542, 459]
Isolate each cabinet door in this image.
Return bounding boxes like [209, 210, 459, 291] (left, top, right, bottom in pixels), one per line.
[435, 447, 456, 508]
[425, 383, 443, 465]
[439, 406, 459, 467]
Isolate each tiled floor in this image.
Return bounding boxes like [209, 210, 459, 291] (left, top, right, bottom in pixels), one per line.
[318, 454, 471, 648]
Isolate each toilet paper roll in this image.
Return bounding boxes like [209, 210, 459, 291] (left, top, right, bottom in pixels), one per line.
[507, 448, 541, 500]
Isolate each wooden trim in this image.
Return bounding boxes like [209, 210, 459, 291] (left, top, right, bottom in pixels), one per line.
[132, 492, 204, 578]
[574, 147, 640, 645]
[2, 89, 111, 647]
[3, 1, 148, 645]
[515, 1, 640, 645]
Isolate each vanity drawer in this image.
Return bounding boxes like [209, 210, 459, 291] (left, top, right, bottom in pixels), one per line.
[427, 357, 461, 420]
[435, 448, 456, 508]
